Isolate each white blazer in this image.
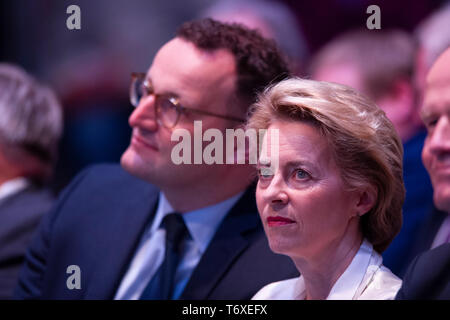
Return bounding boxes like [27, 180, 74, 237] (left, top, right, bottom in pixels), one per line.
[252, 239, 402, 300]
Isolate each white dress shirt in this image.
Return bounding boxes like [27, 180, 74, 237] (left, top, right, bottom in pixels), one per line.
[0, 177, 30, 205]
[114, 191, 244, 300]
[252, 239, 402, 300]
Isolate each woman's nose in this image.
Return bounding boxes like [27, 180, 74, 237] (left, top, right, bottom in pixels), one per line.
[260, 174, 289, 206]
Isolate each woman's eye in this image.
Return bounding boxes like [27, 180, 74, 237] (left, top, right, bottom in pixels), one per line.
[294, 169, 309, 180]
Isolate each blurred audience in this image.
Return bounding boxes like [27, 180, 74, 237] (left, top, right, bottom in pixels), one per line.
[201, 0, 309, 75]
[50, 51, 133, 192]
[405, 2, 450, 262]
[283, 0, 442, 53]
[310, 30, 433, 276]
[0, 63, 62, 299]
[414, 2, 450, 106]
[396, 47, 450, 300]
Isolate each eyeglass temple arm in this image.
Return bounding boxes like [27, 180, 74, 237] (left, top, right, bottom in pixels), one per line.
[131, 72, 147, 78]
[184, 107, 246, 123]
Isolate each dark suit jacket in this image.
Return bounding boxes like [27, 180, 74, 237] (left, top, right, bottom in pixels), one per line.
[410, 207, 448, 253]
[0, 184, 54, 299]
[396, 243, 450, 300]
[382, 131, 434, 277]
[14, 164, 298, 299]
[399, 207, 448, 277]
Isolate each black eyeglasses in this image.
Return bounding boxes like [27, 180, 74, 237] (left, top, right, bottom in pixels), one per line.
[130, 72, 246, 128]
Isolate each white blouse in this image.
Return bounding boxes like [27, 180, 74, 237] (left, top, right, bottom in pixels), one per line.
[252, 239, 402, 300]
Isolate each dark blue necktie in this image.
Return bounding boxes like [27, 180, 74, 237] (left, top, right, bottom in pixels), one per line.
[140, 213, 188, 300]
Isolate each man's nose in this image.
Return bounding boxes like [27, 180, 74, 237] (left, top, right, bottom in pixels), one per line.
[427, 116, 450, 156]
[129, 95, 158, 130]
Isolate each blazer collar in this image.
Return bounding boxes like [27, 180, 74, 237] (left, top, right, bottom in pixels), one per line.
[84, 183, 159, 299]
[84, 181, 259, 300]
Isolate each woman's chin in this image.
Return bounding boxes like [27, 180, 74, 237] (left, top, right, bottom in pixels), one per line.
[267, 237, 297, 257]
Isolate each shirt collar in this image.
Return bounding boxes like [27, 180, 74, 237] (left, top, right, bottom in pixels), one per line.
[151, 191, 245, 253]
[0, 177, 30, 203]
[326, 239, 373, 299]
[294, 239, 374, 300]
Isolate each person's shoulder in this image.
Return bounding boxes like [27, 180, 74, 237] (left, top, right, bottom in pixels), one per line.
[67, 163, 158, 195]
[397, 243, 450, 299]
[0, 185, 54, 248]
[416, 243, 450, 264]
[251, 277, 299, 300]
[406, 243, 450, 283]
[76, 163, 145, 185]
[359, 264, 402, 300]
[358, 247, 402, 300]
[378, 263, 402, 285]
[48, 163, 159, 223]
[1, 184, 54, 211]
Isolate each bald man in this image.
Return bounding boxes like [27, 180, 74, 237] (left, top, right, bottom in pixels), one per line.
[396, 48, 450, 300]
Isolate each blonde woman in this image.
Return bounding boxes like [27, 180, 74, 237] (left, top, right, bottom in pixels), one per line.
[248, 78, 404, 300]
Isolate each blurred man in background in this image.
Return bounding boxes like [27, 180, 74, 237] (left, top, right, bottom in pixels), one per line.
[396, 47, 450, 300]
[0, 63, 63, 299]
[201, 0, 309, 75]
[406, 2, 450, 261]
[414, 2, 450, 106]
[310, 30, 434, 276]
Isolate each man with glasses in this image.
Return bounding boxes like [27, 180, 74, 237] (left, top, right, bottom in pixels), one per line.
[15, 19, 298, 299]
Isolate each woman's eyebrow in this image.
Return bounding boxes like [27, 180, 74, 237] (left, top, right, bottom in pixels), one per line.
[257, 159, 318, 168]
[285, 160, 315, 168]
[256, 160, 271, 167]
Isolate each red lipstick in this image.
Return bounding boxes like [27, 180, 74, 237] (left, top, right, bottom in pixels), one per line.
[267, 216, 295, 227]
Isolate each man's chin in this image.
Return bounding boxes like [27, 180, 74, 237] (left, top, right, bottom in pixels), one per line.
[120, 150, 132, 171]
[120, 148, 156, 181]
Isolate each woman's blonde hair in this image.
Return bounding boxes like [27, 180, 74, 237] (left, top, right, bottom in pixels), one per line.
[247, 78, 405, 253]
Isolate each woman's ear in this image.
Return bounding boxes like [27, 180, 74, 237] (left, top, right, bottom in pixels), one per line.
[355, 185, 377, 217]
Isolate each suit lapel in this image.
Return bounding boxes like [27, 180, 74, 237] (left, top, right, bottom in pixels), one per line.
[84, 185, 159, 299]
[180, 185, 260, 299]
[421, 207, 447, 251]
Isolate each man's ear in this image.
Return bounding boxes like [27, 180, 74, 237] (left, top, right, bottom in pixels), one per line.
[355, 185, 377, 217]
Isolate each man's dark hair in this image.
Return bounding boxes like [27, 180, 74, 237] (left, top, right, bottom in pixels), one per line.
[177, 18, 290, 111]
